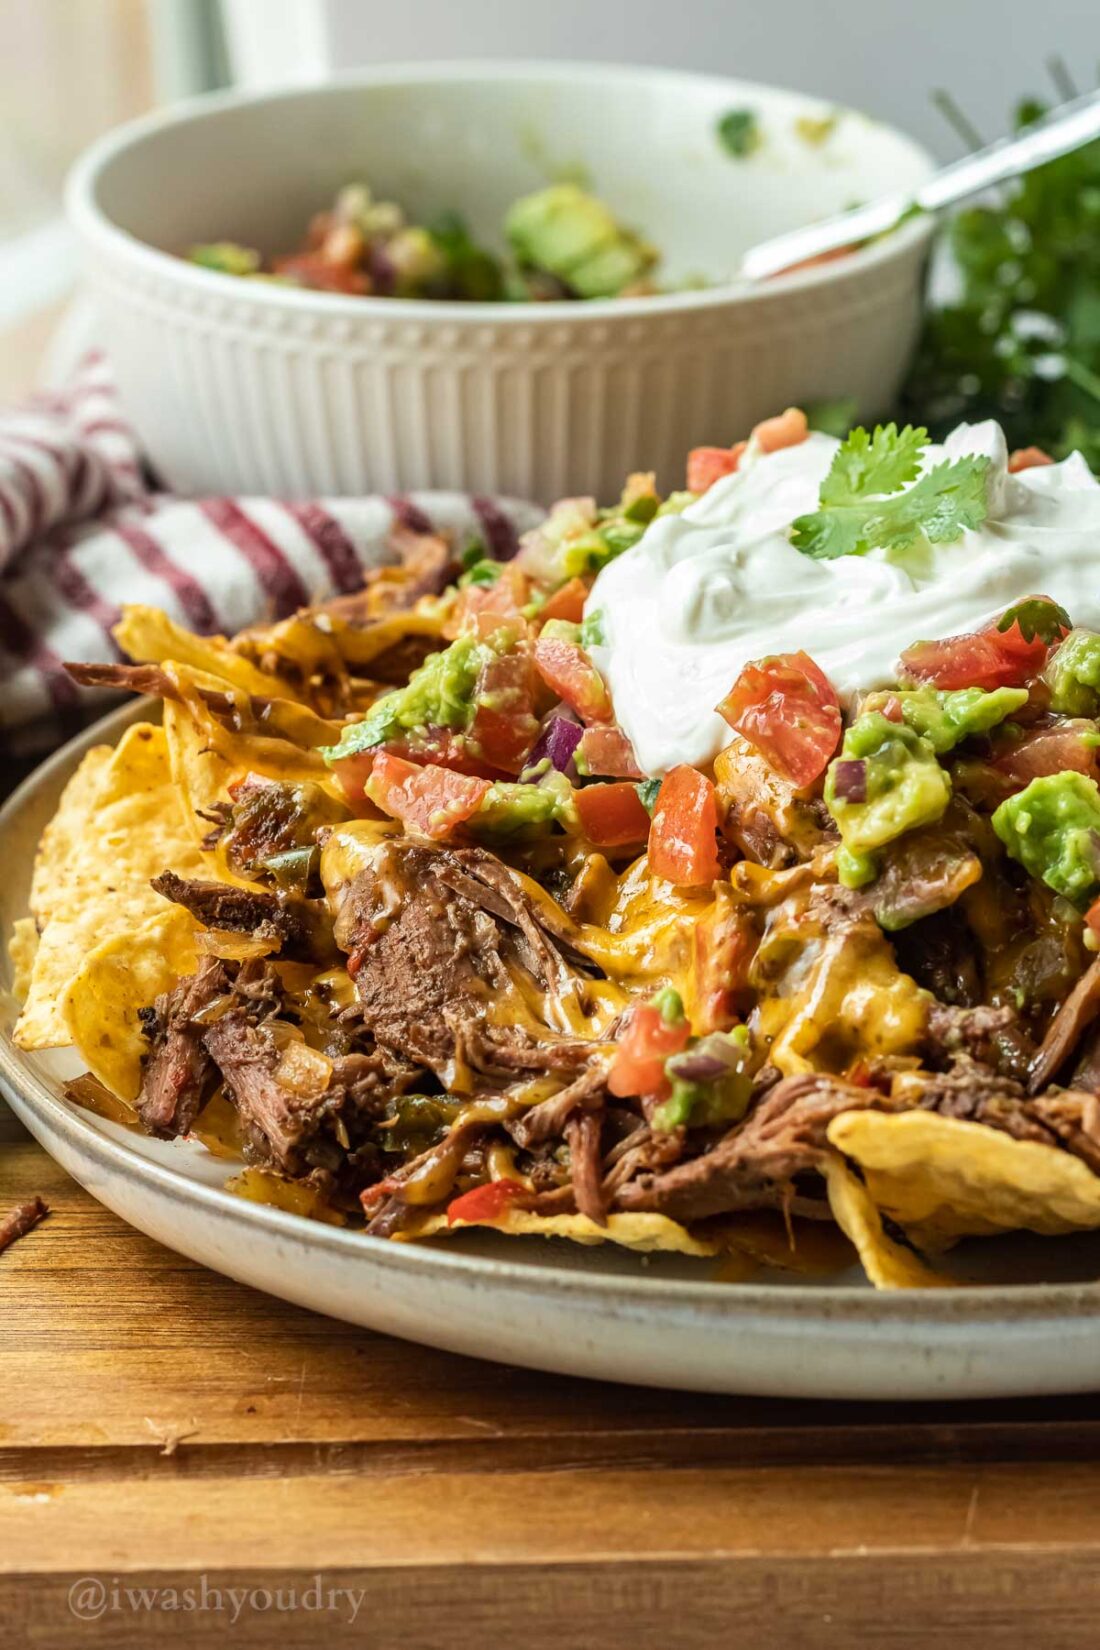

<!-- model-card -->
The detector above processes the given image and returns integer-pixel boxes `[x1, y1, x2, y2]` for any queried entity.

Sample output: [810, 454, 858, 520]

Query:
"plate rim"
[6, 699, 1100, 1326]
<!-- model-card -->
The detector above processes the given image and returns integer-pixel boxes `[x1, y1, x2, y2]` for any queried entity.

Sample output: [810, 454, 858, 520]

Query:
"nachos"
[14, 411, 1100, 1288]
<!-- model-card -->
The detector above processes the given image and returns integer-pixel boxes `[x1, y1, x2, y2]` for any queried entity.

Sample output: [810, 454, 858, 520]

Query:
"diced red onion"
[368, 245, 396, 295]
[666, 1052, 731, 1083]
[832, 759, 867, 803]
[666, 1034, 747, 1085]
[522, 712, 582, 779]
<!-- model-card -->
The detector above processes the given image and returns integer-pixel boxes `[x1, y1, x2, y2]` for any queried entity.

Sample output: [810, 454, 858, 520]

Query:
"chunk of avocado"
[471, 773, 577, 838]
[887, 685, 1029, 754]
[825, 713, 951, 856]
[992, 770, 1100, 907]
[323, 632, 492, 761]
[188, 242, 261, 276]
[504, 184, 656, 299]
[1044, 629, 1100, 717]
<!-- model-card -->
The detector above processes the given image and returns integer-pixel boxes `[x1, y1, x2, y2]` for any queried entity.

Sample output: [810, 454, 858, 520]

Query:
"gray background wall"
[317, 0, 1098, 160]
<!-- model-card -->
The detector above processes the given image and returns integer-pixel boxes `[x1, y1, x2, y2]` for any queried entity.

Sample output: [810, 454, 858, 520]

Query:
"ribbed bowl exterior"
[82, 234, 928, 505]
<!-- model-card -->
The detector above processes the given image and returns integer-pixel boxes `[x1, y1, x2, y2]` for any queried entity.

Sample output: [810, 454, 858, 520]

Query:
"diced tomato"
[365, 752, 490, 840]
[468, 650, 540, 775]
[575, 782, 651, 847]
[878, 693, 904, 723]
[717, 651, 841, 787]
[649, 766, 722, 887]
[272, 252, 369, 294]
[576, 725, 644, 779]
[538, 577, 589, 625]
[332, 733, 503, 808]
[751, 406, 809, 453]
[446, 565, 530, 638]
[900, 631, 1019, 691]
[687, 443, 746, 494]
[608, 1001, 691, 1101]
[534, 634, 612, 723]
[447, 1179, 528, 1226]
[901, 597, 1070, 691]
[993, 720, 1100, 786]
[1087, 895, 1100, 942]
[1008, 446, 1054, 474]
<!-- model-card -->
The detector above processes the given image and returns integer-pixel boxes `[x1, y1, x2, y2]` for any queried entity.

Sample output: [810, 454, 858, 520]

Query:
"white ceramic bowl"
[67, 61, 935, 504]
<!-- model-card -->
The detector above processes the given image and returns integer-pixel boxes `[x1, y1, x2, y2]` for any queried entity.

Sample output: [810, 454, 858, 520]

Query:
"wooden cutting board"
[5, 1105, 1100, 1649]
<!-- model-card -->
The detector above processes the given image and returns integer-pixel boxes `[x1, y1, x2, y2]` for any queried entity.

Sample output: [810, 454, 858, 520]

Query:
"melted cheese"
[751, 893, 928, 1075]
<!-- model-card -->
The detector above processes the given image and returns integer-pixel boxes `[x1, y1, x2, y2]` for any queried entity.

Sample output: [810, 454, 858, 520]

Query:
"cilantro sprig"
[995, 596, 1071, 645]
[790, 422, 991, 561]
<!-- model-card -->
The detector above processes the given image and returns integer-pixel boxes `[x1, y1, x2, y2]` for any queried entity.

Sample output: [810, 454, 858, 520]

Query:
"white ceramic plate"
[5, 704, 1100, 1400]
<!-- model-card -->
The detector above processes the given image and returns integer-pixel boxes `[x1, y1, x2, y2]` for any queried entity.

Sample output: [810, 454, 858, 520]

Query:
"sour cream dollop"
[587, 422, 1100, 775]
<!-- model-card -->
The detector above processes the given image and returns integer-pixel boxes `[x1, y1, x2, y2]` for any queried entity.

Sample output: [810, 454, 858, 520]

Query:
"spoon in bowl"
[740, 87, 1100, 282]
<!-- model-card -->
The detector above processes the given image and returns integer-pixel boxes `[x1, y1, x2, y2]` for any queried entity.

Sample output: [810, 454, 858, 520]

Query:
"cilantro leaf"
[636, 777, 662, 815]
[791, 423, 991, 561]
[996, 595, 1072, 645]
[717, 109, 761, 158]
[818, 423, 927, 506]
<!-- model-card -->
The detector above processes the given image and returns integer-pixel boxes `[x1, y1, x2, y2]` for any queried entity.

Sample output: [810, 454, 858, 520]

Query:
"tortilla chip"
[163, 696, 343, 842]
[828, 1109, 1100, 1247]
[60, 906, 198, 1100]
[14, 723, 206, 1050]
[399, 1206, 722, 1256]
[823, 1155, 950, 1289]
[114, 605, 285, 698]
[27, 745, 113, 926]
[8, 917, 39, 1000]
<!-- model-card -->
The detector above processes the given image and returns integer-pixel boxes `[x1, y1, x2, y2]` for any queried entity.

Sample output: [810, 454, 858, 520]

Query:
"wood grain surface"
[5, 1124, 1100, 1648]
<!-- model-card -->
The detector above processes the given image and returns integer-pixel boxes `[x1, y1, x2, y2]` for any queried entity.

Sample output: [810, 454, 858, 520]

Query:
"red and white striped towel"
[0, 355, 540, 760]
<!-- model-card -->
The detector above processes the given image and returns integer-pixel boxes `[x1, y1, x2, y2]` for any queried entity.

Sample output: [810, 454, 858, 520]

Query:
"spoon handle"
[741, 88, 1100, 281]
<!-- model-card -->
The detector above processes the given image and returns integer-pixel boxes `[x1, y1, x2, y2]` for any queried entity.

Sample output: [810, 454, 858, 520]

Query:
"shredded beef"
[152, 870, 308, 950]
[566, 1110, 607, 1225]
[218, 776, 343, 879]
[926, 1002, 1034, 1080]
[891, 1061, 1100, 1172]
[1073, 1026, 1100, 1095]
[0, 1197, 48, 1255]
[1028, 957, 1100, 1094]
[66, 661, 247, 721]
[362, 1121, 487, 1236]
[614, 1072, 876, 1223]
[136, 958, 230, 1136]
[508, 1063, 609, 1148]
[334, 840, 597, 1080]
[202, 1012, 311, 1169]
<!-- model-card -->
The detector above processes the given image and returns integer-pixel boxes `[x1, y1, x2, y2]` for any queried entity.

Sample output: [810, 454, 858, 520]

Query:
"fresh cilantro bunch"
[899, 97, 1100, 467]
[791, 423, 990, 560]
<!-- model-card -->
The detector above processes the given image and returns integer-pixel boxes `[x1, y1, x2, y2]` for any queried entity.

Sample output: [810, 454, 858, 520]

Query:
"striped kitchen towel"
[0, 355, 540, 762]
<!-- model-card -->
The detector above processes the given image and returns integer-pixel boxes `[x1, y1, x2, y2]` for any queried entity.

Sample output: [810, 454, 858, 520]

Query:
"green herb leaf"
[996, 595, 1072, 645]
[717, 108, 761, 158]
[791, 424, 991, 561]
[579, 609, 606, 648]
[458, 559, 503, 588]
[636, 776, 662, 815]
[819, 423, 927, 506]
